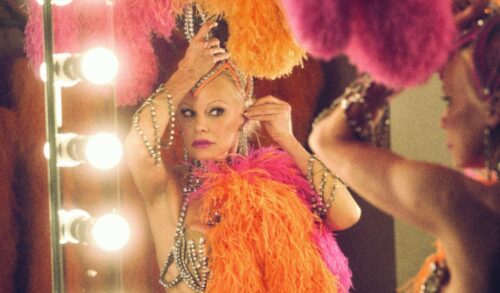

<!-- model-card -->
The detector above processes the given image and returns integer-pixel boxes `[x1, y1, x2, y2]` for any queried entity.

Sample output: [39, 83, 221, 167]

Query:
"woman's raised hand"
[245, 96, 294, 146]
[177, 21, 230, 84]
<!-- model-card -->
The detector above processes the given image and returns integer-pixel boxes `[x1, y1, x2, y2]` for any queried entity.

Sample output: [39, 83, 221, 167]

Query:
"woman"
[309, 7, 500, 293]
[126, 21, 360, 293]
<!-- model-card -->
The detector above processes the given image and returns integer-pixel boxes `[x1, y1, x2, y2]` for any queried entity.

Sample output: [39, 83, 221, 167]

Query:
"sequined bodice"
[159, 197, 210, 292]
[158, 168, 211, 292]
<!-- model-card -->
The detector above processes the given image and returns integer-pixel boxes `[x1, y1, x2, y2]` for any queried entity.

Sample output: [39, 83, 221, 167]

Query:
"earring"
[183, 147, 189, 162]
[484, 126, 494, 180]
[237, 128, 249, 156]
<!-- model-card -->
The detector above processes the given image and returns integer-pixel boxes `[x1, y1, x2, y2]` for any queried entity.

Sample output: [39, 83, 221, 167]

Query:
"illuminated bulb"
[85, 133, 123, 170]
[81, 47, 119, 84]
[44, 133, 122, 169]
[91, 213, 130, 251]
[59, 209, 130, 251]
[36, 0, 73, 6]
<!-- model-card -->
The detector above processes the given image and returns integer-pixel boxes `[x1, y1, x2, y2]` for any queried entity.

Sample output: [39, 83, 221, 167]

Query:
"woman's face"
[440, 49, 490, 168]
[178, 73, 245, 161]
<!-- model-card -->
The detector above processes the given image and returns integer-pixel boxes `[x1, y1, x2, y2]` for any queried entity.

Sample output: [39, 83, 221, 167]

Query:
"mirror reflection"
[0, 0, 498, 292]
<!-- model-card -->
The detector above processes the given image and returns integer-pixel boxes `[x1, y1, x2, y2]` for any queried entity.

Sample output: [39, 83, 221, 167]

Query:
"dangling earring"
[237, 127, 249, 156]
[484, 126, 493, 180]
[183, 147, 189, 163]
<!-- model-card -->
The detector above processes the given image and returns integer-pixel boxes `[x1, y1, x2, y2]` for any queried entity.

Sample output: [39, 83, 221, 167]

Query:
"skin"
[309, 46, 500, 292]
[126, 22, 361, 292]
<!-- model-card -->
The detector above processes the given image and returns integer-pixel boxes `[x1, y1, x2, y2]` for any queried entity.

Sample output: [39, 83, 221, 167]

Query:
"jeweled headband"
[191, 61, 254, 102]
[176, 3, 253, 101]
[453, 6, 499, 101]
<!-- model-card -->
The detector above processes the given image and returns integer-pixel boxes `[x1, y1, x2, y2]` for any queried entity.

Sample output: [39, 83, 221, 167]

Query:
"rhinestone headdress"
[177, 3, 254, 101]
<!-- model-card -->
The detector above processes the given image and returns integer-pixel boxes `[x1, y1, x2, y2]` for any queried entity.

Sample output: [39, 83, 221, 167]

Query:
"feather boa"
[190, 147, 352, 292]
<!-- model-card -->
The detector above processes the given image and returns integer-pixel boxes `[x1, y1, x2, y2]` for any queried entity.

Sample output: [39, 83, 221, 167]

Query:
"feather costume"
[190, 147, 352, 292]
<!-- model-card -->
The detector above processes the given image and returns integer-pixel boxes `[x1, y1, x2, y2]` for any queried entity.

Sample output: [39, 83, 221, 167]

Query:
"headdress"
[279, 0, 457, 88]
[191, 61, 254, 102]
[173, 0, 306, 79]
[454, 5, 500, 101]
[176, 3, 254, 101]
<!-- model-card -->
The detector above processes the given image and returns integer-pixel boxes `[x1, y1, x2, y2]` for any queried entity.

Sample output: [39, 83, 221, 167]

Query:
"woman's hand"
[244, 95, 294, 146]
[177, 21, 230, 84]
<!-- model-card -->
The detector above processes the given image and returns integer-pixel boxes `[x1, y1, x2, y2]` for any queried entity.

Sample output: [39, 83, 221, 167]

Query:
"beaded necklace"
[420, 259, 449, 293]
[159, 168, 210, 292]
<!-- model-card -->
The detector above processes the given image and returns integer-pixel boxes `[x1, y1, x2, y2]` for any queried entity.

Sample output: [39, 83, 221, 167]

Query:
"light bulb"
[91, 213, 130, 251]
[81, 47, 119, 84]
[84, 133, 123, 170]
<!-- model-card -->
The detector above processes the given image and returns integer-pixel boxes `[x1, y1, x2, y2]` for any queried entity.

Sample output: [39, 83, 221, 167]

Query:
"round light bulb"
[81, 47, 119, 84]
[84, 133, 123, 169]
[91, 213, 130, 251]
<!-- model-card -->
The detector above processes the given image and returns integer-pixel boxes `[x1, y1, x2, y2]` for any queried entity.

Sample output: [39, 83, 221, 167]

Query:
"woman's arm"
[308, 79, 465, 234]
[245, 96, 361, 231]
[126, 22, 229, 203]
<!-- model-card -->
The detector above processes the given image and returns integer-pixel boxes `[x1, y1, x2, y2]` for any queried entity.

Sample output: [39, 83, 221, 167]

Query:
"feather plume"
[190, 147, 352, 292]
[279, 0, 351, 60]
[345, 0, 456, 88]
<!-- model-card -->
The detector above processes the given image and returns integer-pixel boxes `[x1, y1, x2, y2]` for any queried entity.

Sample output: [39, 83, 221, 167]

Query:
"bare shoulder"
[390, 160, 479, 233]
[463, 180, 500, 217]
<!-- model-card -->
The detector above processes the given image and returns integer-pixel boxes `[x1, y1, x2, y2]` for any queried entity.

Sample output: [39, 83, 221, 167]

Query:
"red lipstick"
[192, 139, 213, 148]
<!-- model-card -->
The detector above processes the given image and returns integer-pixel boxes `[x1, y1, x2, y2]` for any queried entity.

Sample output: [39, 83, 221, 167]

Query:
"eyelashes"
[179, 107, 225, 118]
[209, 107, 225, 116]
[180, 109, 195, 118]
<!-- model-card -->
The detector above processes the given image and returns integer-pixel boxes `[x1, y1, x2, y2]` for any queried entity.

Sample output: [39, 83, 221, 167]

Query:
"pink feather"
[25, 0, 79, 76]
[24, 0, 175, 106]
[345, 0, 457, 88]
[280, 0, 351, 60]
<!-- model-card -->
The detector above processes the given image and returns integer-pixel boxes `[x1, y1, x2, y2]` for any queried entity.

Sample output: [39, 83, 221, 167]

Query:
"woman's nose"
[194, 116, 209, 133]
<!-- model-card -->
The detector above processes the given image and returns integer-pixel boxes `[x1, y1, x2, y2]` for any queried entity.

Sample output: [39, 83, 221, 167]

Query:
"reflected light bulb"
[85, 133, 123, 169]
[81, 47, 119, 84]
[91, 213, 130, 251]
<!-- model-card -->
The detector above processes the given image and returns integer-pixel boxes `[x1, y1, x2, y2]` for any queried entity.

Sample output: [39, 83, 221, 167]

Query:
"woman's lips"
[192, 139, 213, 148]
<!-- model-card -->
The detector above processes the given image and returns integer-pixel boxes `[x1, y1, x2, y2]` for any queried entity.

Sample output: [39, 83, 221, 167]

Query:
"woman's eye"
[180, 109, 195, 118]
[209, 108, 225, 116]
